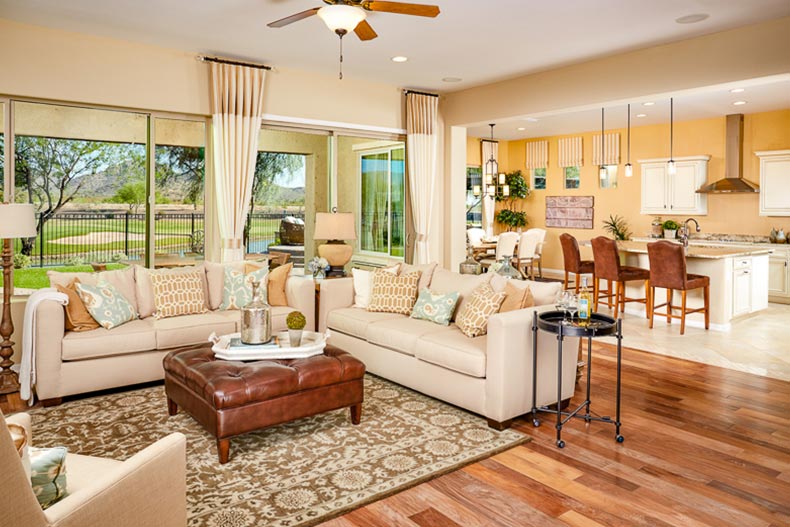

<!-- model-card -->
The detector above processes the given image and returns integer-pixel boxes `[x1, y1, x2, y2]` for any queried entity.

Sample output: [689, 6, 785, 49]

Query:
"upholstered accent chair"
[559, 233, 595, 292]
[514, 231, 541, 279]
[479, 231, 519, 269]
[1, 411, 187, 527]
[525, 228, 547, 277]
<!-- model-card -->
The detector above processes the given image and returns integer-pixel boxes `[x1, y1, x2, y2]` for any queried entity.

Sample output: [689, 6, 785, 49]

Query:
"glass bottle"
[495, 255, 522, 280]
[459, 244, 482, 275]
[241, 281, 271, 345]
[578, 276, 592, 323]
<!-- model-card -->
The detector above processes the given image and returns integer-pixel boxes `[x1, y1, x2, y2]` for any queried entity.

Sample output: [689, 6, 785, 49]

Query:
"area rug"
[29, 375, 527, 527]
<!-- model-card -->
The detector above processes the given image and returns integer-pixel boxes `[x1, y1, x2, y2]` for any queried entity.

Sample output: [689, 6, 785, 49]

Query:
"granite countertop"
[615, 241, 772, 259]
[635, 233, 788, 246]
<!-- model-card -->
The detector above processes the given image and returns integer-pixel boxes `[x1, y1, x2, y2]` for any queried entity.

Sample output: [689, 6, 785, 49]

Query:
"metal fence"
[14, 210, 303, 267]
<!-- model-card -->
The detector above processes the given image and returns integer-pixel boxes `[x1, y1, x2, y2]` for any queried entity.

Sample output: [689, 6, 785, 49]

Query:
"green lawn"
[3, 264, 128, 290]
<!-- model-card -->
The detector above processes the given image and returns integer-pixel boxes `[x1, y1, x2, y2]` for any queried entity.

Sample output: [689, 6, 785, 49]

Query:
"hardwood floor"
[320, 343, 790, 527]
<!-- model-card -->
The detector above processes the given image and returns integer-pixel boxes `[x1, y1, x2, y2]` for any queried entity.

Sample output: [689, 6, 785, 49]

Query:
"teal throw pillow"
[220, 266, 269, 310]
[30, 446, 67, 509]
[76, 281, 137, 330]
[410, 288, 460, 326]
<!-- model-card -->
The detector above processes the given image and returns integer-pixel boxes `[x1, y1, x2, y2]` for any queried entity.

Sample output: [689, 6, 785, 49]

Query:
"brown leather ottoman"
[163, 343, 365, 463]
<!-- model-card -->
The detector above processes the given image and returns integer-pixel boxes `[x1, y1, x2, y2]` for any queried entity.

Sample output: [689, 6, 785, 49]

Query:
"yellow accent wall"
[501, 108, 790, 272]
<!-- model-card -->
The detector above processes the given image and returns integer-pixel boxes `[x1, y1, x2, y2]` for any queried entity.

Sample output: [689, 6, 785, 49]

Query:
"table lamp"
[314, 211, 356, 277]
[0, 203, 37, 394]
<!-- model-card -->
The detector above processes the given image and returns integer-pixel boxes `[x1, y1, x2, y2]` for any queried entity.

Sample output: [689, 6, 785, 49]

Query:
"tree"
[111, 181, 147, 213]
[494, 170, 530, 230]
[155, 146, 205, 207]
[243, 152, 304, 244]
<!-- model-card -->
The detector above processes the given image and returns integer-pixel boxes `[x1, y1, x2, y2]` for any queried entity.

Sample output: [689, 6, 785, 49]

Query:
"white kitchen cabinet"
[751, 254, 769, 311]
[756, 150, 790, 216]
[768, 247, 790, 303]
[732, 267, 752, 317]
[639, 156, 710, 215]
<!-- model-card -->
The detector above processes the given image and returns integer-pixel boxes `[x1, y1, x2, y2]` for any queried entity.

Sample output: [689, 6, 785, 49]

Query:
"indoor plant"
[662, 219, 680, 239]
[286, 310, 307, 347]
[602, 214, 632, 241]
[306, 256, 330, 280]
[494, 170, 530, 231]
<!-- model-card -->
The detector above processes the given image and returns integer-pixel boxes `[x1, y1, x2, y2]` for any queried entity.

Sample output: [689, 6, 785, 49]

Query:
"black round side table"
[530, 310, 624, 448]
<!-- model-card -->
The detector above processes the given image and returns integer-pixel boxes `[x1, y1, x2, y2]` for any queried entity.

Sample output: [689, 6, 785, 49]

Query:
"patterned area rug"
[30, 375, 527, 527]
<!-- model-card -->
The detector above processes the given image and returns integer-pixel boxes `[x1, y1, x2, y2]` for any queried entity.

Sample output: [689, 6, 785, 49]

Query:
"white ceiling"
[466, 75, 790, 140]
[1, 0, 789, 91]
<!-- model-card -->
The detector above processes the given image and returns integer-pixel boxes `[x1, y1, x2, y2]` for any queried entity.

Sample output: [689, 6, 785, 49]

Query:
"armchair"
[1, 411, 187, 527]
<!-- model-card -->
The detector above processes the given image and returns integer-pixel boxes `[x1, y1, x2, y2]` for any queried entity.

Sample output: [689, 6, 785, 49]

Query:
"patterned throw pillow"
[30, 446, 67, 509]
[367, 270, 421, 315]
[410, 288, 460, 326]
[456, 283, 507, 338]
[76, 281, 138, 330]
[149, 269, 208, 320]
[220, 266, 269, 310]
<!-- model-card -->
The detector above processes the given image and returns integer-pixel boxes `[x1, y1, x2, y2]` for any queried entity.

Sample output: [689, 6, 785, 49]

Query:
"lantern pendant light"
[483, 124, 509, 198]
[625, 103, 633, 177]
[599, 108, 607, 180]
[667, 97, 677, 175]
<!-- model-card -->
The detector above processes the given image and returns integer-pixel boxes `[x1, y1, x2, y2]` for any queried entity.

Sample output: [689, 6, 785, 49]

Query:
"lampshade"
[317, 5, 366, 33]
[314, 212, 357, 241]
[0, 203, 37, 238]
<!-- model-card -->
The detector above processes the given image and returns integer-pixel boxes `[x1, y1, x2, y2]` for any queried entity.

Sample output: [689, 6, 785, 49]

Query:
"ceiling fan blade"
[363, 1, 440, 17]
[267, 8, 320, 28]
[354, 20, 378, 41]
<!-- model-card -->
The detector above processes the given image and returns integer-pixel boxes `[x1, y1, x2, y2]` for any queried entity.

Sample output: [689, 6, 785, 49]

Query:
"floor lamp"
[0, 203, 37, 394]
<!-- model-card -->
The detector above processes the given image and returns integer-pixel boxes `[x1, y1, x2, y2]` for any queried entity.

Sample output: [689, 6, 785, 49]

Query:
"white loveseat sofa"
[31, 263, 315, 405]
[317, 268, 579, 429]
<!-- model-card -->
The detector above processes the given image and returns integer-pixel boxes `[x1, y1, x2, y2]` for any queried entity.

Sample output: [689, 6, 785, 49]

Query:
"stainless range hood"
[697, 114, 759, 194]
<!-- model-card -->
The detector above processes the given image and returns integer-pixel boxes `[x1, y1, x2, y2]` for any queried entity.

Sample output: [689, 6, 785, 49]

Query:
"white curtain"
[481, 139, 498, 238]
[210, 62, 266, 262]
[406, 93, 439, 264]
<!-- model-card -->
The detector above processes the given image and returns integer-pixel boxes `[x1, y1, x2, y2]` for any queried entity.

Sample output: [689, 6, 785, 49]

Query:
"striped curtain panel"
[210, 62, 266, 262]
[406, 92, 439, 264]
[525, 140, 548, 169]
[558, 137, 583, 167]
[592, 133, 621, 165]
[480, 139, 498, 238]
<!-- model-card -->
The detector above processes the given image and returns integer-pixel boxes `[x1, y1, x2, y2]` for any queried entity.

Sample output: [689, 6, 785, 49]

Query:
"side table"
[531, 310, 624, 448]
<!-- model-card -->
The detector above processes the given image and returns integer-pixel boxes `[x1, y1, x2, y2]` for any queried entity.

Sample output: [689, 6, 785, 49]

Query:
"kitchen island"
[582, 240, 771, 331]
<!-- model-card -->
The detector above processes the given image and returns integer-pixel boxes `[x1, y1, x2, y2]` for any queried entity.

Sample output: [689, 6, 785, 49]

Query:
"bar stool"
[559, 233, 595, 293]
[591, 236, 650, 318]
[647, 240, 710, 335]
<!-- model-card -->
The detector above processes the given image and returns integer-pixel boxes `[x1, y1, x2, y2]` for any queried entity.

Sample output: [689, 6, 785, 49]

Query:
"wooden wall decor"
[545, 196, 594, 229]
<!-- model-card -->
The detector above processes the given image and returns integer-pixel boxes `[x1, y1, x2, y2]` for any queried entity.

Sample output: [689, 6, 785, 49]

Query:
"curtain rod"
[197, 55, 271, 71]
[403, 89, 439, 98]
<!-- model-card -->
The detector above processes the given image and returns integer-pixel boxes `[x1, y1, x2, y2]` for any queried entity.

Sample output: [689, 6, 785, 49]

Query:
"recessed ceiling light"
[636, 113, 647, 118]
[517, 127, 526, 131]
[675, 13, 709, 24]
[642, 102, 655, 106]
[733, 100, 748, 106]
[730, 88, 745, 93]
[391, 56, 408, 63]
[524, 117, 539, 122]
[442, 77, 462, 83]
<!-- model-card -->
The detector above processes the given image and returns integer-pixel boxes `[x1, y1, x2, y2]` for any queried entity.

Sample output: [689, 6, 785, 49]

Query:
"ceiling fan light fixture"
[317, 4, 366, 33]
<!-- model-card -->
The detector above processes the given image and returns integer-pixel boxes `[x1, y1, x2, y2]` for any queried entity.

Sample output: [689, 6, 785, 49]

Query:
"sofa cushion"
[327, 307, 403, 339]
[368, 270, 420, 315]
[135, 265, 210, 319]
[367, 317, 449, 356]
[456, 283, 506, 338]
[267, 263, 293, 307]
[151, 269, 208, 320]
[75, 281, 138, 330]
[204, 261, 266, 310]
[65, 453, 121, 496]
[155, 312, 237, 350]
[352, 266, 398, 308]
[490, 275, 562, 306]
[499, 280, 535, 312]
[414, 327, 487, 378]
[410, 288, 459, 326]
[400, 261, 438, 291]
[49, 267, 138, 314]
[429, 269, 493, 320]
[56, 280, 100, 332]
[30, 446, 67, 509]
[220, 266, 269, 311]
[62, 319, 157, 361]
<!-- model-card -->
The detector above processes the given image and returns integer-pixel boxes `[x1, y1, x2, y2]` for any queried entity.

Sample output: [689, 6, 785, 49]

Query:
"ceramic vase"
[288, 329, 303, 347]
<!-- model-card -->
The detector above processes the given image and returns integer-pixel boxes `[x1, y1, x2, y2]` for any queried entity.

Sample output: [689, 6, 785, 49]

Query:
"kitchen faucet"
[679, 218, 701, 248]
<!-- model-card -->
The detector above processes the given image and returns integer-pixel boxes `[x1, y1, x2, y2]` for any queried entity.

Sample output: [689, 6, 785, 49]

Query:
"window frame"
[564, 166, 581, 189]
[466, 165, 483, 228]
[530, 167, 547, 190]
[599, 164, 618, 189]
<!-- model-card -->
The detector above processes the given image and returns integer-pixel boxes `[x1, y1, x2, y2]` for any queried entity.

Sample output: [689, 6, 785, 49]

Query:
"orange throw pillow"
[267, 262, 293, 306]
[56, 279, 100, 332]
[499, 282, 535, 313]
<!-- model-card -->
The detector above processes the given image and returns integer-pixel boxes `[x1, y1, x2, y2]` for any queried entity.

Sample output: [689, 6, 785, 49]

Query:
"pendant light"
[625, 103, 633, 177]
[667, 97, 676, 175]
[483, 124, 509, 198]
[317, 4, 366, 79]
[599, 108, 607, 180]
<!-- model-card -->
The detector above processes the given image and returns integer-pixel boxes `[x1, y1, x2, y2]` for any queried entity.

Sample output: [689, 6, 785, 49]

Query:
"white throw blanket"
[19, 288, 68, 404]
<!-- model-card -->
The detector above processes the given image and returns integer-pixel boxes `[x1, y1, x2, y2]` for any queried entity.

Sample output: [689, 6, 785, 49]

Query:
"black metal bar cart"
[531, 310, 624, 448]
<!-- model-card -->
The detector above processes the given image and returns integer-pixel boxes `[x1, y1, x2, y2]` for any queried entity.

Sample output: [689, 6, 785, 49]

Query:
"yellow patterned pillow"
[367, 270, 421, 315]
[456, 283, 507, 338]
[150, 269, 208, 320]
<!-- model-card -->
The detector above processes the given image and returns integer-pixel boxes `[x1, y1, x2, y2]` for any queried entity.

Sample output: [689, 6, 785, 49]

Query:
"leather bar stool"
[559, 233, 595, 293]
[647, 240, 710, 335]
[591, 236, 650, 318]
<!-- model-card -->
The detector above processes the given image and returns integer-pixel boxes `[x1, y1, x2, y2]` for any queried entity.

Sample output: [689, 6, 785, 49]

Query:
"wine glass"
[555, 293, 569, 321]
[566, 293, 579, 324]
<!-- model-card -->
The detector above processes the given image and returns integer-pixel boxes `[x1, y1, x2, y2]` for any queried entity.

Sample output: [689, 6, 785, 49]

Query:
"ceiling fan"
[268, 1, 441, 42]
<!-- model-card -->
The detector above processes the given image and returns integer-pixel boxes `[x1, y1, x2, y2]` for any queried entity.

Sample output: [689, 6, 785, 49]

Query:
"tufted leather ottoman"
[163, 343, 365, 463]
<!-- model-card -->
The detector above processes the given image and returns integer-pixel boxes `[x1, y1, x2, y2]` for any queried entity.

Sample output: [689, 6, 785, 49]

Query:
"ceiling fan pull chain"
[339, 33, 344, 80]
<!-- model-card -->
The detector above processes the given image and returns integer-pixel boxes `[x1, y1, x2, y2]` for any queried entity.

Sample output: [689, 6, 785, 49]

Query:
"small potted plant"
[662, 219, 680, 239]
[286, 311, 307, 347]
[306, 256, 330, 280]
[601, 214, 632, 241]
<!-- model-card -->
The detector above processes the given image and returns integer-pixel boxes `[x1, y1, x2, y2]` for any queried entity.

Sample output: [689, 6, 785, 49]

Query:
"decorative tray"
[209, 330, 329, 361]
[536, 310, 617, 338]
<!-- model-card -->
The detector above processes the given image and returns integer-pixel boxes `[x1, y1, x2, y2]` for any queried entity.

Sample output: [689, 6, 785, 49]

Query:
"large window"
[466, 165, 482, 227]
[359, 145, 405, 257]
[564, 166, 581, 189]
[531, 167, 547, 190]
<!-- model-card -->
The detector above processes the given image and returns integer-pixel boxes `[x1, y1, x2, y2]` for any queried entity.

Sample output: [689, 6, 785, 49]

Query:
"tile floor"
[597, 302, 790, 382]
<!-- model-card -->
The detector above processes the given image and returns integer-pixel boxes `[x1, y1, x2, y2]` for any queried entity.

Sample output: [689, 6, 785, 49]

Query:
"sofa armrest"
[5, 412, 32, 441]
[317, 277, 354, 332]
[45, 432, 187, 527]
[485, 305, 579, 423]
[33, 300, 66, 402]
[285, 276, 316, 332]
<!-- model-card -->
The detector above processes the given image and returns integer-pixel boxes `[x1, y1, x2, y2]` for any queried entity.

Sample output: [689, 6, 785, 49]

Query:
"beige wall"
[500, 108, 790, 272]
[0, 17, 404, 130]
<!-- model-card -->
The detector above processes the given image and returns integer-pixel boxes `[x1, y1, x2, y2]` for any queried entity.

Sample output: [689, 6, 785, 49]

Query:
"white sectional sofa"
[317, 268, 579, 429]
[31, 263, 315, 405]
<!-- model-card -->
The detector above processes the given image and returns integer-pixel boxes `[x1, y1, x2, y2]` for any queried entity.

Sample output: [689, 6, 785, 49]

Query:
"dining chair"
[559, 233, 594, 292]
[515, 231, 541, 279]
[479, 231, 519, 269]
[526, 228, 547, 277]
[466, 227, 486, 248]
[267, 251, 291, 269]
[591, 236, 650, 318]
